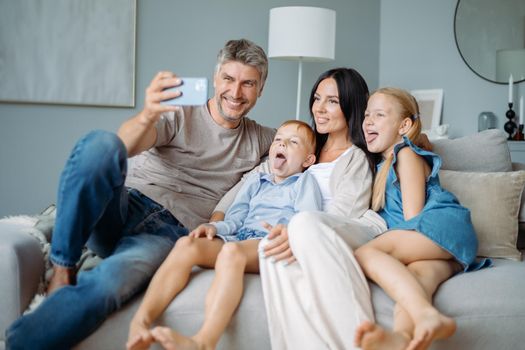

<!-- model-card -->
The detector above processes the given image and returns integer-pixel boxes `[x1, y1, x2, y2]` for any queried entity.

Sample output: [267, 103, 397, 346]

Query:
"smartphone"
[161, 77, 208, 106]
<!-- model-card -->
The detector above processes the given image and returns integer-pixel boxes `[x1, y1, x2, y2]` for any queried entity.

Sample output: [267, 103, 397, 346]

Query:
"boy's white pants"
[259, 211, 385, 350]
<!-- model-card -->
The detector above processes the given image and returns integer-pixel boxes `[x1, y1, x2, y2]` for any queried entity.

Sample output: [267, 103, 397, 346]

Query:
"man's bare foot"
[355, 321, 410, 350]
[46, 265, 77, 295]
[150, 327, 212, 350]
[408, 309, 456, 350]
[126, 320, 153, 350]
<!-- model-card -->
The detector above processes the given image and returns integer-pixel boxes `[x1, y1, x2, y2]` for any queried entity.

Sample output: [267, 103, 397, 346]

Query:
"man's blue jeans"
[6, 130, 189, 350]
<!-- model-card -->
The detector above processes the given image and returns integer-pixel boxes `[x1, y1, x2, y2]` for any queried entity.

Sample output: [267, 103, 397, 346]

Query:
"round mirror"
[454, 0, 525, 84]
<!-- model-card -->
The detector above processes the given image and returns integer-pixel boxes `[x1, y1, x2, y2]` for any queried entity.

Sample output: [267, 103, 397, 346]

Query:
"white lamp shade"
[268, 6, 336, 62]
[496, 48, 525, 81]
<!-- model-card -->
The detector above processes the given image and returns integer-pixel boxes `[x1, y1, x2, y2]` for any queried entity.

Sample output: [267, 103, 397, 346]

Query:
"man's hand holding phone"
[161, 77, 208, 106]
[141, 71, 182, 125]
[139, 73, 209, 128]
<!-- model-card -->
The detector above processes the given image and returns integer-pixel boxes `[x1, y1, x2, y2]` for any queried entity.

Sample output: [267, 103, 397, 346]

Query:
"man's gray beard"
[216, 98, 248, 123]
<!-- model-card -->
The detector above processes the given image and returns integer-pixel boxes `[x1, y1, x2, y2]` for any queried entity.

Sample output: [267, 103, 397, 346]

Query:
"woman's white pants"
[259, 211, 385, 350]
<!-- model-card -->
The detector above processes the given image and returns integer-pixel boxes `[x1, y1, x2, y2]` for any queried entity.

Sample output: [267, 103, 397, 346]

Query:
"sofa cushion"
[439, 169, 525, 260]
[433, 129, 525, 250]
[75, 269, 270, 350]
[432, 129, 512, 172]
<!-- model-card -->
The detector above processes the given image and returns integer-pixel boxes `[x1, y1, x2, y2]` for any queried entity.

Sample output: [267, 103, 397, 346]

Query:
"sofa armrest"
[0, 223, 44, 339]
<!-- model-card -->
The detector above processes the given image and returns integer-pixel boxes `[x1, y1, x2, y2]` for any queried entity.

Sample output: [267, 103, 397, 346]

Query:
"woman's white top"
[307, 147, 352, 210]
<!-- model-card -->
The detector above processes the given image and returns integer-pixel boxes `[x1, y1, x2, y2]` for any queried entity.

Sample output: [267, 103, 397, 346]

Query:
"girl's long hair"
[371, 87, 422, 211]
[308, 68, 381, 173]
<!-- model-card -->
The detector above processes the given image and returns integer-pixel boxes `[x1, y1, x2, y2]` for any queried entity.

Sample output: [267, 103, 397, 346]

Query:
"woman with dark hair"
[310, 68, 381, 170]
[212, 67, 387, 349]
[257, 67, 387, 349]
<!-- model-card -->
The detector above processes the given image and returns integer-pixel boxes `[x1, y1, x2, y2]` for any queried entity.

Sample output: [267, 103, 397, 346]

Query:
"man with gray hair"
[6, 39, 275, 350]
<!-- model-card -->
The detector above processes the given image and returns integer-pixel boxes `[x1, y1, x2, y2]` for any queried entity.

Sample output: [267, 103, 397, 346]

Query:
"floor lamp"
[268, 6, 336, 120]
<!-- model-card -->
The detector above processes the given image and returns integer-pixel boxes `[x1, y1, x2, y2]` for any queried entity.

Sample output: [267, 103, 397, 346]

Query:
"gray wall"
[0, 0, 380, 217]
[5, 0, 521, 218]
[379, 0, 525, 138]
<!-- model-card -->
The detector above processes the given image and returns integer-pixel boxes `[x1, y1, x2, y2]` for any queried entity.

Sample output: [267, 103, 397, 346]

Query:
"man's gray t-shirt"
[125, 104, 275, 230]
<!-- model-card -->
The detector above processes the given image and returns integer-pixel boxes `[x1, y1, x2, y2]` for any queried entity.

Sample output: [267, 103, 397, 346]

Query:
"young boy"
[127, 120, 322, 350]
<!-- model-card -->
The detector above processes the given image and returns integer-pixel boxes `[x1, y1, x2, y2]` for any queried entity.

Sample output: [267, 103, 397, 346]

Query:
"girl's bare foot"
[355, 321, 410, 350]
[408, 309, 456, 350]
[46, 265, 76, 295]
[151, 327, 212, 350]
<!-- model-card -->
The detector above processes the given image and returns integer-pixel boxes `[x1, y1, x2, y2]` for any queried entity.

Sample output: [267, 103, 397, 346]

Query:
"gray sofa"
[1, 129, 525, 350]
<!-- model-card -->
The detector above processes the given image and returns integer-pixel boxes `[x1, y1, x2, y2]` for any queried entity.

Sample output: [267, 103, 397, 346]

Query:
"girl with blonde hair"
[354, 87, 490, 350]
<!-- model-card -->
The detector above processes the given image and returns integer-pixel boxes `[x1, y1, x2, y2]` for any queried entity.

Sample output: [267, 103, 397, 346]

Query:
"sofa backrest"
[432, 129, 512, 172]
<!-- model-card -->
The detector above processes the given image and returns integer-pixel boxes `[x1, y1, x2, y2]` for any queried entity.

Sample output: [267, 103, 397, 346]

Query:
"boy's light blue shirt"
[212, 171, 322, 237]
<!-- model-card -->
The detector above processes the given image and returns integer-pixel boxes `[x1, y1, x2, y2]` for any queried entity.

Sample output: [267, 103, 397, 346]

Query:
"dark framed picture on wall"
[0, 0, 136, 107]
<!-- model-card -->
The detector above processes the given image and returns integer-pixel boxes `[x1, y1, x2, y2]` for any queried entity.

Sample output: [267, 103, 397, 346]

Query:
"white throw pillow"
[439, 170, 525, 260]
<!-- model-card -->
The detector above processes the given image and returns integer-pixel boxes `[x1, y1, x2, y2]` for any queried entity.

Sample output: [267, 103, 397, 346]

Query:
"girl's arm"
[396, 147, 430, 220]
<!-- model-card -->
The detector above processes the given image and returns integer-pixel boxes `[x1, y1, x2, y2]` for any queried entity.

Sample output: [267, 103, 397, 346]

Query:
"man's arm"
[118, 71, 182, 157]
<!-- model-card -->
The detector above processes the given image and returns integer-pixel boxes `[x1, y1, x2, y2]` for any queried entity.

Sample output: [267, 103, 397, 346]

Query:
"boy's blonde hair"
[278, 120, 317, 154]
[371, 87, 422, 211]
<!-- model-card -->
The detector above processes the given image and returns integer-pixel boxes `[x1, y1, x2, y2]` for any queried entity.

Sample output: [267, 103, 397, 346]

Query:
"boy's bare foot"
[127, 334, 153, 350]
[408, 310, 456, 350]
[46, 265, 77, 295]
[127, 320, 153, 350]
[355, 321, 410, 350]
[151, 327, 212, 350]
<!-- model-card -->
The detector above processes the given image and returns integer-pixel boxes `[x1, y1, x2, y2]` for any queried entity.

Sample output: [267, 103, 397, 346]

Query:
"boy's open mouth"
[273, 151, 287, 169]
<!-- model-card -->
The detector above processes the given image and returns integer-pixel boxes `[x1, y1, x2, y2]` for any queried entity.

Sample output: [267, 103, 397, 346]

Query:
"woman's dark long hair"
[308, 68, 381, 173]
